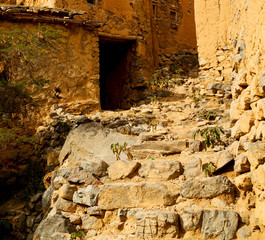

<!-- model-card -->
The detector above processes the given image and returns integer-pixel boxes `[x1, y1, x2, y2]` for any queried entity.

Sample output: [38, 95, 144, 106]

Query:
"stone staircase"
[17, 76, 260, 239]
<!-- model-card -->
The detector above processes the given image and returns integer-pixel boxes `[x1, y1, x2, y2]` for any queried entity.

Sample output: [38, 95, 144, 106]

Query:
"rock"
[139, 131, 167, 143]
[235, 172, 252, 191]
[98, 183, 178, 210]
[237, 225, 251, 239]
[207, 82, 223, 92]
[180, 176, 235, 199]
[26, 216, 36, 228]
[251, 99, 265, 121]
[258, 71, 265, 94]
[232, 54, 242, 71]
[53, 176, 65, 190]
[179, 205, 203, 231]
[234, 153, 250, 175]
[33, 214, 75, 240]
[59, 167, 102, 186]
[108, 160, 140, 180]
[231, 111, 254, 138]
[69, 215, 81, 225]
[251, 164, 265, 191]
[87, 206, 105, 217]
[138, 160, 183, 180]
[54, 198, 77, 213]
[80, 160, 109, 178]
[30, 193, 43, 203]
[50, 233, 71, 240]
[184, 157, 202, 179]
[189, 140, 202, 153]
[47, 149, 60, 167]
[131, 125, 149, 135]
[131, 140, 187, 158]
[58, 184, 77, 201]
[73, 185, 99, 206]
[42, 185, 54, 214]
[230, 99, 244, 122]
[201, 210, 238, 240]
[218, 55, 226, 63]
[255, 121, 265, 140]
[135, 211, 179, 238]
[59, 122, 137, 165]
[244, 141, 265, 168]
[81, 215, 104, 230]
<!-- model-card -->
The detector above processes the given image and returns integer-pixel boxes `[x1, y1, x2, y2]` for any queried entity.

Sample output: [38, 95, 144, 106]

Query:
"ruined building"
[0, 0, 197, 113]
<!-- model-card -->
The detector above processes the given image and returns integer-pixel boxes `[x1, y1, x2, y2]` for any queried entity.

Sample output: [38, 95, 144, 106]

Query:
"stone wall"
[194, 0, 265, 230]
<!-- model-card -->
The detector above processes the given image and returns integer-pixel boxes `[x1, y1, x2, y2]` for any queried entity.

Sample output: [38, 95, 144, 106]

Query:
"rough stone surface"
[179, 205, 203, 231]
[138, 160, 183, 180]
[98, 183, 178, 210]
[180, 176, 235, 199]
[235, 172, 252, 191]
[33, 214, 75, 240]
[108, 160, 140, 180]
[131, 140, 187, 157]
[81, 215, 104, 230]
[231, 111, 254, 138]
[58, 167, 102, 186]
[59, 123, 137, 165]
[135, 211, 179, 238]
[42, 185, 54, 214]
[54, 198, 77, 213]
[201, 210, 239, 240]
[244, 141, 265, 168]
[234, 153, 250, 175]
[184, 157, 202, 179]
[73, 185, 99, 206]
[58, 184, 77, 201]
[80, 160, 109, 178]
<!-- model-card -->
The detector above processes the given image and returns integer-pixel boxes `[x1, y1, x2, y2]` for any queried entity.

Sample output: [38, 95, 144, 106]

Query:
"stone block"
[58, 184, 77, 201]
[73, 185, 99, 206]
[234, 153, 250, 175]
[54, 198, 77, 213]
[108, 160, 140, 180]
[81, 215, 104, 230]
[179, 205, 203, 231]
[231, 111, 254, 138]
[138, 160, 183, 180]
[244, 141, 265, 168]
[184, 157, 202, 179]
[201, 210, 238, 240]
[135, 211, 179, 238]
[180, 176, 235, 199]
[98, 183, 178, 210]
[80, 160, 109, 178]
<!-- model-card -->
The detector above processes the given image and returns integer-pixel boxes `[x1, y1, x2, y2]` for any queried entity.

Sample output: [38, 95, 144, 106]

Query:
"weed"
[202, 162, 216, 177]
[110, 142, 133, 161]
[198, 110, 217, 121]
[71, 230, 86, 240]
[192, 126, 224, 148]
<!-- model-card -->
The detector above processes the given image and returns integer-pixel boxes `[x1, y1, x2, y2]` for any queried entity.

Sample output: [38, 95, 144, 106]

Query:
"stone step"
[98, 182, 179, 210]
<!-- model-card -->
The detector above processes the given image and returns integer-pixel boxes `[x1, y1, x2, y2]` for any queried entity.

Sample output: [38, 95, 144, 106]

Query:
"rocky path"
[10, 75, 261, 240]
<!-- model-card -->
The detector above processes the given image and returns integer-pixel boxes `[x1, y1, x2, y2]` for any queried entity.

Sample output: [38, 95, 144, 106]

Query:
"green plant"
[110, 142, 133, 161]
[192, 126, 224, 148]
[198, 110, 217, 121]
[71, 230, 86, 240]
[148, 120, 159, 132]
[202, 162, 216, 177]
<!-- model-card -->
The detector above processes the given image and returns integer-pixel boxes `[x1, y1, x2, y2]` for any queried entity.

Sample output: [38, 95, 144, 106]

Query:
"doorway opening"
[99, 37, 136, 110]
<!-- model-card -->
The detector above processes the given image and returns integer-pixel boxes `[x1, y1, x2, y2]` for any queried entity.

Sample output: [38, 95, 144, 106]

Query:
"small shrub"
[71, 230, 86, 240]
[192, 126, 224, 148]
[110, 142, 133, 161]
[202, 162, 216, 177]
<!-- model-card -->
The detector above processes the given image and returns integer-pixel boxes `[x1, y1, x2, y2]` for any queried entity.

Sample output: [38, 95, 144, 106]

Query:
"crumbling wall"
[195, 0, 265, 230]
[0, 20, 100, 120]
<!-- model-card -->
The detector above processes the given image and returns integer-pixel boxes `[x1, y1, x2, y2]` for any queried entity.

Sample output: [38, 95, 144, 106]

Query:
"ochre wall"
[195, 0, 265, 229]
[0, 21, 100, 120]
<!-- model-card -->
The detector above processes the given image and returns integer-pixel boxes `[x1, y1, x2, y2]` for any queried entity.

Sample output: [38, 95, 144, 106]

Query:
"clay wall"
[0, 20, 100, 120]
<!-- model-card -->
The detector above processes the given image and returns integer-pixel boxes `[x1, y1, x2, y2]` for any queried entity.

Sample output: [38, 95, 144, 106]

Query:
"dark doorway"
[99, 37, 135, 110]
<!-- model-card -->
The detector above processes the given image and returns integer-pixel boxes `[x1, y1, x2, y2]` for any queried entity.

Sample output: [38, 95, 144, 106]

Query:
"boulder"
[135, 211, 179, 238]
[180, 176, 235, 199]
[201, 210, 238, 240]
[33, 215, 75, 240]
[108, 160, 140, 180]
[59, 122, 137, 165]
[81, 215, 104, 230]
[138, 160, 183, 180]
[73, 185, 99, 206]
[98, 183, 178, 210]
